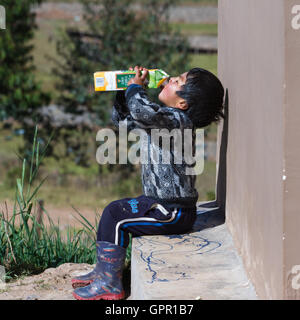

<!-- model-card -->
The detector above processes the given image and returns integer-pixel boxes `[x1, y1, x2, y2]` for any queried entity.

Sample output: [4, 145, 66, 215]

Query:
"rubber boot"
[72, 241, 126, 300]
[71, 241, 105, 289]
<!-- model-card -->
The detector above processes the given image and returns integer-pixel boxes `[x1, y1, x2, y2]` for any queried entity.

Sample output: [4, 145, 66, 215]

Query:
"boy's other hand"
[128, 66, 148, 87]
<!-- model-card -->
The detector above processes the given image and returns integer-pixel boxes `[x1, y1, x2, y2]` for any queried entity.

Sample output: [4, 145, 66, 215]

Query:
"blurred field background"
[0, 0, 221, 280]
[0, 0, 218, 228]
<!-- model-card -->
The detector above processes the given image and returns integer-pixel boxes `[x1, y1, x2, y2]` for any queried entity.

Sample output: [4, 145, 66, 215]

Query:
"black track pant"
[97, 195, 197, 248]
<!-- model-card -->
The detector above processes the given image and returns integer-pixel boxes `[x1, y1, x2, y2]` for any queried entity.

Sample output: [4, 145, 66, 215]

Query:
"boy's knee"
[101, 200, 119, 223]
[101, 204, 113, 220]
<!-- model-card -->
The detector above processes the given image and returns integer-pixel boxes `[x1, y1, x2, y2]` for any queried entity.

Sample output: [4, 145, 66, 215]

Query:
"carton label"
[116, 73, 135, 89]
[95, 77, 105, 88]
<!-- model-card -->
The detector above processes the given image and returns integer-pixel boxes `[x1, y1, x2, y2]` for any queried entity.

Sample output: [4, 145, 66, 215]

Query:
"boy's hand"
[128, 66, 148, 87]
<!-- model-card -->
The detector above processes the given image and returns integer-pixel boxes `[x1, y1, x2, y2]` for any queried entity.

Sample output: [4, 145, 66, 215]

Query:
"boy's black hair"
[176, 67, 225, 128]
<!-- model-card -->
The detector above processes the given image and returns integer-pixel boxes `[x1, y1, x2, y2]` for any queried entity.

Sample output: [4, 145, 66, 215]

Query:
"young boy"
[71, 66, 225, 300]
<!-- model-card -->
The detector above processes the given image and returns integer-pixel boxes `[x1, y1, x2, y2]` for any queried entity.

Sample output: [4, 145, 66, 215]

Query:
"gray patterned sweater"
[111, 84, 198, 209]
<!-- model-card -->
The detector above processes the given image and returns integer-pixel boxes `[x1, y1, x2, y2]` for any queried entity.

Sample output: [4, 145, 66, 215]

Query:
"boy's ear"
[176, 99, 188, 110]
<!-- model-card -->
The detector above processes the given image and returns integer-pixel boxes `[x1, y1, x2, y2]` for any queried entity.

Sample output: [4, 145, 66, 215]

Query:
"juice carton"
[94, 69, 169, 91]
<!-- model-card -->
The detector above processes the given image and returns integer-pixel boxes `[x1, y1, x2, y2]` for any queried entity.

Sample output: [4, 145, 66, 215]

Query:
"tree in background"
[52, 0, 190, 170]
[0, 0, 51, 158]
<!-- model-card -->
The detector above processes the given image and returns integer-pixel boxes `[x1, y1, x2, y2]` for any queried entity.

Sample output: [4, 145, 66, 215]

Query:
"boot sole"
[71, 279, 93, 289]
[72, 291, 125, 300]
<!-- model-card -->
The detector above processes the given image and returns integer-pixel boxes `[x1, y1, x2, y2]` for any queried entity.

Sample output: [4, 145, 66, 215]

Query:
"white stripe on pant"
[114, 206, 178, 245]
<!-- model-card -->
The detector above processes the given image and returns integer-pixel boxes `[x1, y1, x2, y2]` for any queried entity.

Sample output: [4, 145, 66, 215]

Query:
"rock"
[36, 105, 95, 129]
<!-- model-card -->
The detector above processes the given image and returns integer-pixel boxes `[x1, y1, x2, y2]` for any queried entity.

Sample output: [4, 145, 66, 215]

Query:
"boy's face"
[158, 72, 188, 110]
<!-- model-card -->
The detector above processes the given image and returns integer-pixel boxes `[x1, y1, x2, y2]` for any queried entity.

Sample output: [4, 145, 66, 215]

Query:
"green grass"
[189, 53, 218, 75]
[171, 23, 218, 36]
[31, 18, 85, 99]
[0, 126, 98, 279]
[195, 159, 216, 200]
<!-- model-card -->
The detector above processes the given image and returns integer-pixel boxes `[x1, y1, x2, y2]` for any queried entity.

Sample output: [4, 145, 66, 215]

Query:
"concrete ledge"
[130, 202, 258, 300]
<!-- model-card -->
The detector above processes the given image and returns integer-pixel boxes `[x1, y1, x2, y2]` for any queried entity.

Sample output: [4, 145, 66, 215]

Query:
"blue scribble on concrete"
[135, 232, 222, 284]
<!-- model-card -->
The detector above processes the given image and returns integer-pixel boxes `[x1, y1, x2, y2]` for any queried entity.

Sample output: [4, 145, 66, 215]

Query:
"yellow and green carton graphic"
[94, 69, 169, 91]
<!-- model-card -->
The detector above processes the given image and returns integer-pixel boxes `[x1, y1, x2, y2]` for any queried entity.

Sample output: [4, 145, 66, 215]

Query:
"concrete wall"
[283, 0, 300, 300]
[218, 0, 300, 299]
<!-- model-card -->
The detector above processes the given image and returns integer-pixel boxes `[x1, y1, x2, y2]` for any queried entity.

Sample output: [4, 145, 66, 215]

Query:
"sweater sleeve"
[111, 90, 138, 131]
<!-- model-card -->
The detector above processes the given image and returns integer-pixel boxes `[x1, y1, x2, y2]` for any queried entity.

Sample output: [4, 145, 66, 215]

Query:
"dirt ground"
[0, 263, 95, 300]
[0, 202, 132, 300]
[0, 262, 131, 300]
[37, 203, 102, 230]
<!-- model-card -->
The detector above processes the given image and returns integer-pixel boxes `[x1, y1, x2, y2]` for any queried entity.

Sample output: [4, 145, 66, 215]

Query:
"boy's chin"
[158, 90, 168, 105]
[158, 92, 164, 104]
[158, 90, 175, 108]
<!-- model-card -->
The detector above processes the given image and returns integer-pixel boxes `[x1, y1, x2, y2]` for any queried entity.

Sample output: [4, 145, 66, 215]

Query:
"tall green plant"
[0, 126, 96, 279]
